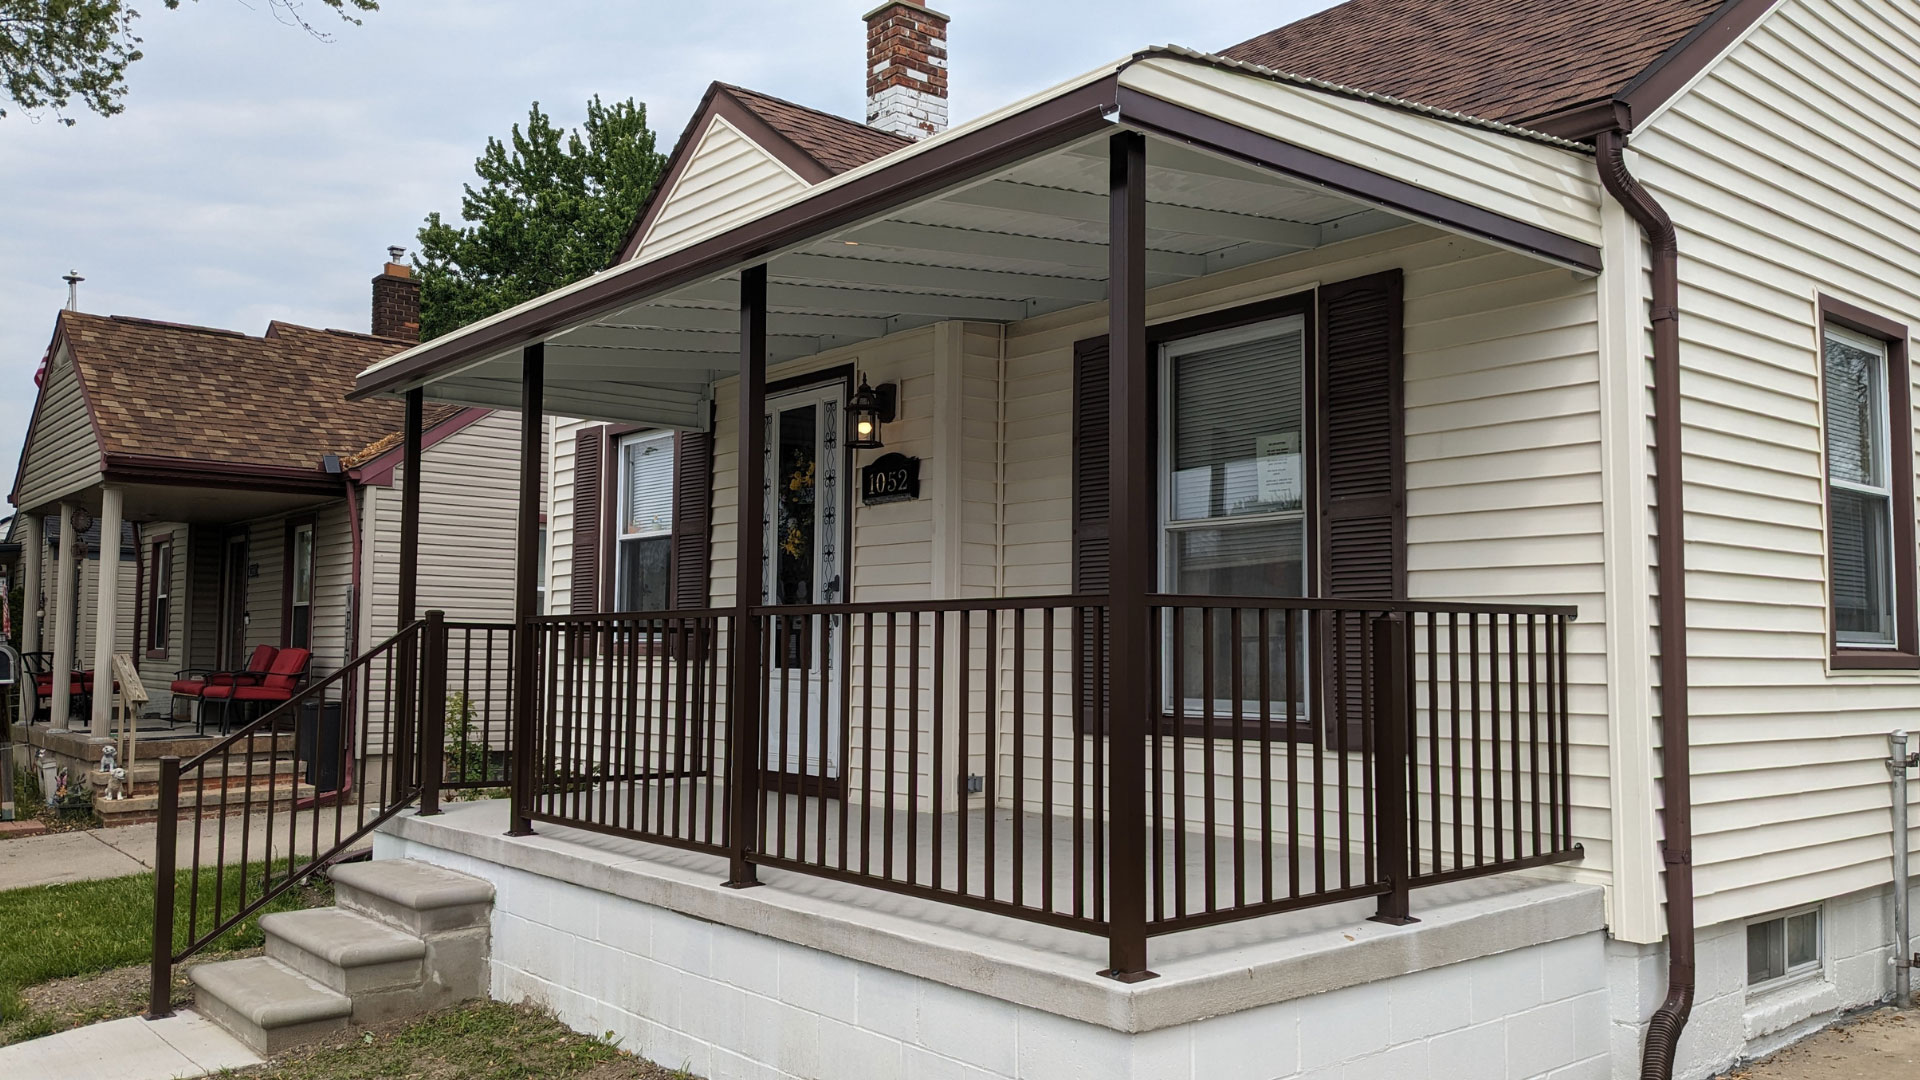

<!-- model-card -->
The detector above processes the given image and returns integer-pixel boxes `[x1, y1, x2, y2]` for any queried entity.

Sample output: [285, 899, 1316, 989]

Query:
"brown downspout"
[1596, 128, 1695, 1080]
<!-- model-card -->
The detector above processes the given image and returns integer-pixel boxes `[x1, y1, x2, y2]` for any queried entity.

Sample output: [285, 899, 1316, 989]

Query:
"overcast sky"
[0, 0, 1335, 496]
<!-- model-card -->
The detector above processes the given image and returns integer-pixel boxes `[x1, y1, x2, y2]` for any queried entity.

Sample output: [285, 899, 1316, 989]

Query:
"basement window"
[1747, 907, 1822, 990]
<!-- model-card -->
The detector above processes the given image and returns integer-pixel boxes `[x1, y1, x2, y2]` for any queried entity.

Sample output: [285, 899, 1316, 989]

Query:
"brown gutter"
[1596, 129, 1695, 1080]
[100, 454, 345, 497]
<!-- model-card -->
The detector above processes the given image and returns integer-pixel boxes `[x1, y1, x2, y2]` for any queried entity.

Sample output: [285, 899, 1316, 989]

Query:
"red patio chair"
[25, 653, 94, 726]
[207, 648, 312, 735]
[173, 646, 278, 732]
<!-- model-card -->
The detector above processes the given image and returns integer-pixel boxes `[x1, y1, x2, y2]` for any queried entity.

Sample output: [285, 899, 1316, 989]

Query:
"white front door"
[763, 382, 847, 780]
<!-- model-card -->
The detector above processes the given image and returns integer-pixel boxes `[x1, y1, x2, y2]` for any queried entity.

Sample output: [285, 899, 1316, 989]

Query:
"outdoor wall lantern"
[847, 375, 897, 451]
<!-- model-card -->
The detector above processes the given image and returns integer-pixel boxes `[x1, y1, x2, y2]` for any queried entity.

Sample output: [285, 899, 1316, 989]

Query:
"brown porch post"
[394, 387, 425, 796]
[725, 265, 768, 889]
[397, 388, 425, 627]
[1102, 129, 1155, 982]
[508, 345, 545, 837]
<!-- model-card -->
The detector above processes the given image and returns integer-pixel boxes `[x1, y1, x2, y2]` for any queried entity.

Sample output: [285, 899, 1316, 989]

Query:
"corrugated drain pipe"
[1596, 128, 1695, 1080]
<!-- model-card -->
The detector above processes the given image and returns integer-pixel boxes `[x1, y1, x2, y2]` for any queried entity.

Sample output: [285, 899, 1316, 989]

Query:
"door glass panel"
[773, 406, 818, 607]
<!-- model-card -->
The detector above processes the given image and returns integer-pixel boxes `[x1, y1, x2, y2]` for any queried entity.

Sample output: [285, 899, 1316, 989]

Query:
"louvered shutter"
[1072, 335, 1111, 733]
[1317, 270, 1405, 745]
[571, 426, 605, 615]
[671, 429, 713, 610]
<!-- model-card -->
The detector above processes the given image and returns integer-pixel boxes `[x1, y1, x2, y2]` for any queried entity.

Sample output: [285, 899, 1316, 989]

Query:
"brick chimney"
[865, 1, 949, 140]
[371, 246, 420, 342]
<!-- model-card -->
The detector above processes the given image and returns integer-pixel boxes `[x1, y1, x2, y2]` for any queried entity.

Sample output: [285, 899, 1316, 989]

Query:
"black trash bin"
[296, 701, 345, 793]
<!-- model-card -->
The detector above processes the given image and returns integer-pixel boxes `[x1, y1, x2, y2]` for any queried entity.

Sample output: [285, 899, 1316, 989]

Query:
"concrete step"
[262, 907, 425, 993]
[190, 956, 351, 1055]
[331, 859, 494, 935]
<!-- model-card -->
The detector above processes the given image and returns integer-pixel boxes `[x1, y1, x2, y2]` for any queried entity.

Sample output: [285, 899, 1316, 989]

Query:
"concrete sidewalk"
[0, 1011, 260, 1080]
[0, 817, 369, 892]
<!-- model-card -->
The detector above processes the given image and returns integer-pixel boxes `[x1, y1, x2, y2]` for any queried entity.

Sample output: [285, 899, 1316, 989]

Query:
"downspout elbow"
[1597, 127, 1695, 1080]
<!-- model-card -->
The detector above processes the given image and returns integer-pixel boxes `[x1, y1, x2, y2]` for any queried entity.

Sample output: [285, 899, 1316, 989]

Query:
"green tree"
[2, 0, 377, 123]
[414, 96, 665, 341]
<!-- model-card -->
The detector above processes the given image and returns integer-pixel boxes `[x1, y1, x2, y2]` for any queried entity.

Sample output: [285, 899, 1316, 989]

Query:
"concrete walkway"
[0, 817, 367, 892]
[0, 1011, 260, 1080]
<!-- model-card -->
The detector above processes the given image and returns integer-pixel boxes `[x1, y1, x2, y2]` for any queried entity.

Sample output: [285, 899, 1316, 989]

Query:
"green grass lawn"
[223, 1001, 697, 1079]
[0, 861, 332, 1040]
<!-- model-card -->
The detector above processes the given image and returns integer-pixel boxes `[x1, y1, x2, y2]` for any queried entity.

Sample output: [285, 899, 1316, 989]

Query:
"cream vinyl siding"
[16, 346, 104, 511]
[364, 412, 523, 745]
[547, 416, 589, 615]
[1630, 0, 1920, 928]
[630, 116, 810, 264]
[1116, 58, 1605, 250]
[999, 225, 1614, 890]
[710, 327, 944, 607]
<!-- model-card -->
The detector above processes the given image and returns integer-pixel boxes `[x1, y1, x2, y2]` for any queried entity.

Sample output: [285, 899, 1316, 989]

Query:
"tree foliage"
[1, 0, 377, 124]
[415, 96, 666, 341]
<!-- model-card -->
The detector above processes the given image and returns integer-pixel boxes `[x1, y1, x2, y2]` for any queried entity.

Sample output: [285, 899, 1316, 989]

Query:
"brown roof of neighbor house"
[1221, 0, 1724, 128]
[58, 311, 460, 472]
[723, 84, 913, 175]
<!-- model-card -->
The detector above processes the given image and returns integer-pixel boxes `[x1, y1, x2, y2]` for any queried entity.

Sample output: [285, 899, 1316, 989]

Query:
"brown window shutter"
[571, 426, 605, 615]
[1317, 269, 1406, 744]
[1072, 334, 1111, 732]
[671, 429, 713, 610]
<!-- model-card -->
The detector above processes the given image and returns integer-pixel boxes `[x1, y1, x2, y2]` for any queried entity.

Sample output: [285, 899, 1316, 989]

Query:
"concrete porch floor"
[379, 798, 1603, 1033]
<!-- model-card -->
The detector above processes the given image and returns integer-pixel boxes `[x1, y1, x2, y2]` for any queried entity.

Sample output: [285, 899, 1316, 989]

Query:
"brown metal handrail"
[147, 613, 446, 1019]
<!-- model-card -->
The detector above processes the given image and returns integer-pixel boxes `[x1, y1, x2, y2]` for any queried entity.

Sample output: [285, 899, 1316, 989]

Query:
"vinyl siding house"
[151, 2, 1920, 1078]
[6, 261, 522, 803]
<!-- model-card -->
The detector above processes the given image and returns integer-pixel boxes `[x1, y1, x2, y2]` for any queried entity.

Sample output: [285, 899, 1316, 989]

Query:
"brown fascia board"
[1525, 0, 1780, 141]
[101, 453, 344, 497]
[353, 406, 494, 488]
[354, 75, 1125, 401]
[612, 83, 838, 266]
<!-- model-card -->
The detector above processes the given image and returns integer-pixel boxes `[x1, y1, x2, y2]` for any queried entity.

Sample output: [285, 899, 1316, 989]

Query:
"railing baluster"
[1011, 609, 1024, 909]
[886, 611, 899, 884]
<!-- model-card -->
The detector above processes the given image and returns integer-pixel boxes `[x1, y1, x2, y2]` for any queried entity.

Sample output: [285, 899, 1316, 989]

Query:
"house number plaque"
[860, 453, 921, 506]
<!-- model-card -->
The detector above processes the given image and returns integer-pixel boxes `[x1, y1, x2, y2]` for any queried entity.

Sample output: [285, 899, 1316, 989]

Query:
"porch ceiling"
[354, 54, 1602, 430]
[410, 135, 1414, 430]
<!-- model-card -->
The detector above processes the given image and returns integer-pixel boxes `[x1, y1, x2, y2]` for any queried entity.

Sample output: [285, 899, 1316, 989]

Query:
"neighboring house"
[157, 2, 1920, 1079]
[6, 259, 523, 765]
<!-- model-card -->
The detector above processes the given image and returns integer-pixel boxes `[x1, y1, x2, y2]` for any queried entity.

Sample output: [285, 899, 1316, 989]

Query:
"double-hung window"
[616, 431, 676, 613]
[147, 539, 172, 655]
[1820, 299, 1916, 666]
[1159, 313, 1310, 715]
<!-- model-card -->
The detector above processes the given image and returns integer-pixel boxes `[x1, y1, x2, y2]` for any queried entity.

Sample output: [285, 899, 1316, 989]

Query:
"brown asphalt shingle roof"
[60, 311, 458, 472]
[1221, 0, 1723, 126]
[722, 84, 912, 175]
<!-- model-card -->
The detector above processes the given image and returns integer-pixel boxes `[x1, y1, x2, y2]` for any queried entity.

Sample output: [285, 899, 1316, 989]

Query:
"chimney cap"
[863, 0, 949, 23]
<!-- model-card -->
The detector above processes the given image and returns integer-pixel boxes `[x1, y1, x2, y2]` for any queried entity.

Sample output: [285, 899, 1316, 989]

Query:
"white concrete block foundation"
[379, 801, 1611, 1080]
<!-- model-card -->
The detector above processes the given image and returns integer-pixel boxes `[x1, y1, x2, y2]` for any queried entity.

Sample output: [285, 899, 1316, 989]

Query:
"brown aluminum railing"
[147, 612, 450, 1018]
[149, 611, 522, 1014]
[514, 594, 1581, 968]
[1142, 598, 1581, 932]
[518, 611, 732, 853]
[440, 622, 517, 794]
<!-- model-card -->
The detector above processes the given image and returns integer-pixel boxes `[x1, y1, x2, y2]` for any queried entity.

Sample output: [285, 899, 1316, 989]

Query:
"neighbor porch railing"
[511, 594, 1582, 967]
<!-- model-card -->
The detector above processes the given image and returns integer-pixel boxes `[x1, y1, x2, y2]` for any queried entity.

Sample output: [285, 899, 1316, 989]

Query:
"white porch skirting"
[377, 800, 1609, 1079]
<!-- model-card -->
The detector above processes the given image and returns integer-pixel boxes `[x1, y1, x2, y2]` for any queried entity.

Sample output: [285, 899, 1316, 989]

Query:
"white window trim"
[150, 540, 172, 651]
[1745, 903, 1826, 997]
[615, 430, 676, 613]
[1824, 324, 1898, 650]
[1155, 314, 1311, 718]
